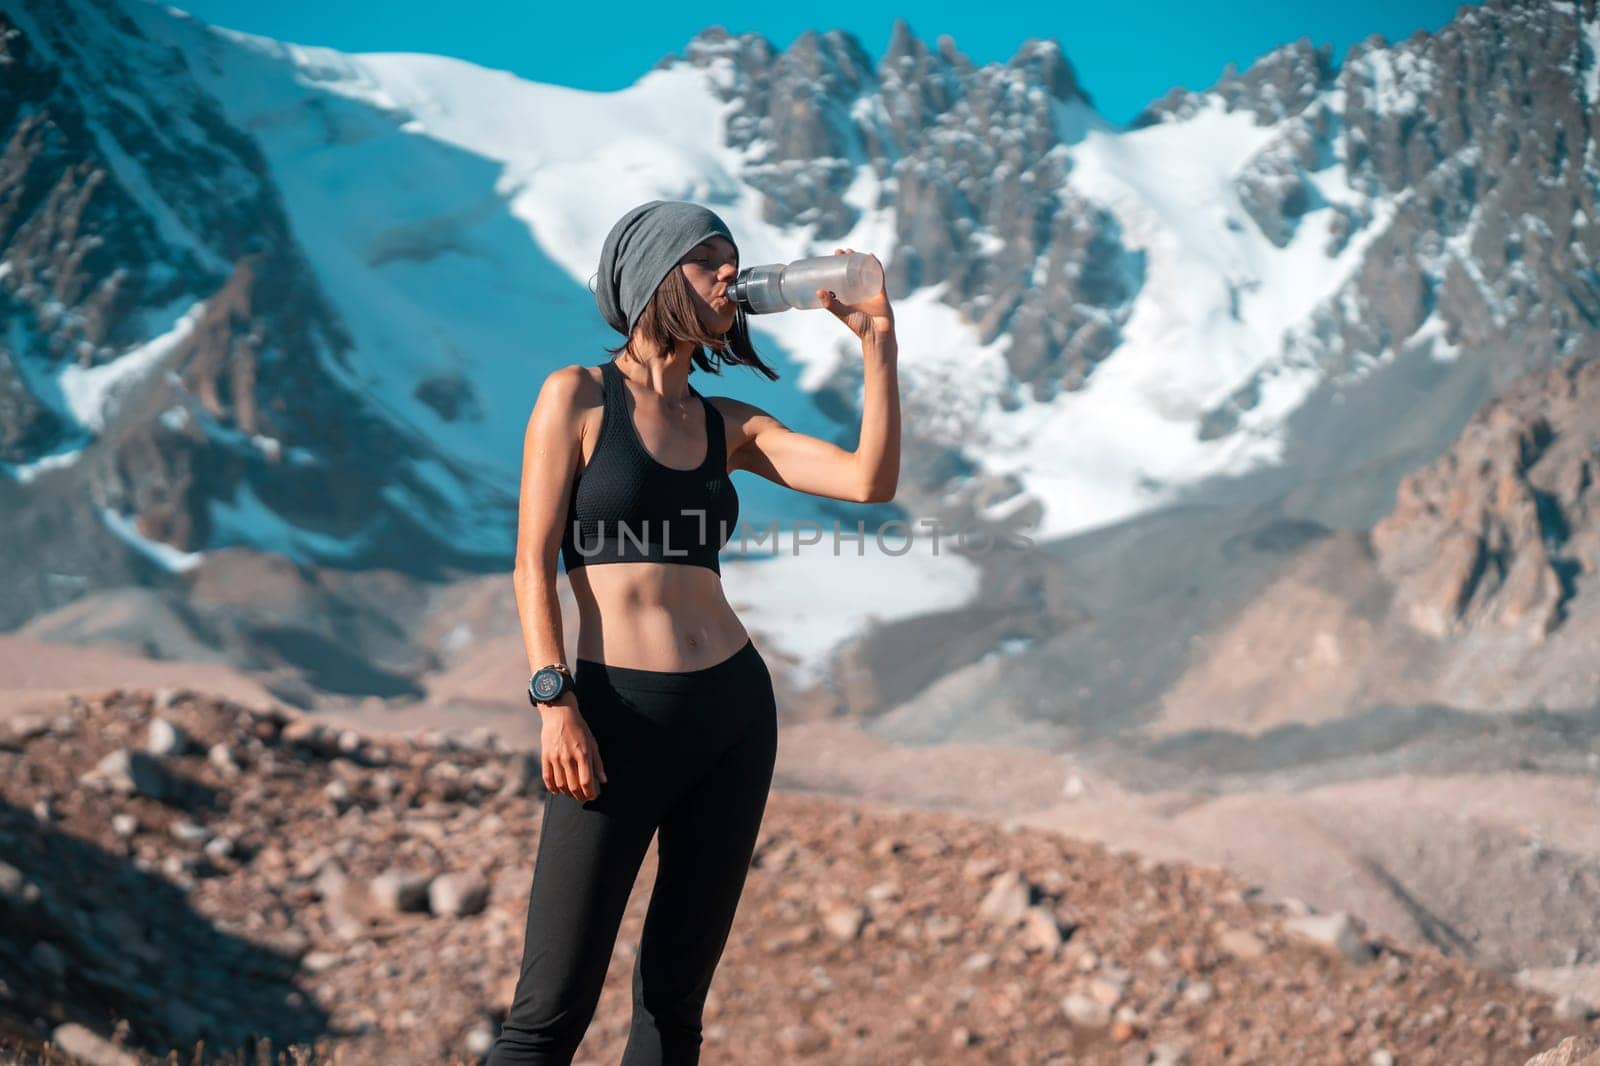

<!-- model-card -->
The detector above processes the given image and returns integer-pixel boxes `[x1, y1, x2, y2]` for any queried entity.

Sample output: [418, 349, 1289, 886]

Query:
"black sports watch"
[528, 663, 574, 706]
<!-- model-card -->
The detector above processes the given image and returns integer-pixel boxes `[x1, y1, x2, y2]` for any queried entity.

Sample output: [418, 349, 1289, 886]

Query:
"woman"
[487, 199, 900, 1066]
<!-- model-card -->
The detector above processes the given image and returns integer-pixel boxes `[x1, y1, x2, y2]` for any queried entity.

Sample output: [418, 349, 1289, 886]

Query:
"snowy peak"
[1131, 37, 1337, 129]
[1003, 37, 1091, 105]
[667, 25, 777, 103]
[783, 28, 878, 88]
[0, 0, 518, 624]
[3, 0, 1598, 632]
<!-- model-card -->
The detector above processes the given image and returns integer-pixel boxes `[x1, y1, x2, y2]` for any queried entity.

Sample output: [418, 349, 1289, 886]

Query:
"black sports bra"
[561, 360, 740, 574]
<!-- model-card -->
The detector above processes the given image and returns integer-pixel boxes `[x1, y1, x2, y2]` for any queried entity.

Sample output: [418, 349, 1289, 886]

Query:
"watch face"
[532, 670, 564, 701]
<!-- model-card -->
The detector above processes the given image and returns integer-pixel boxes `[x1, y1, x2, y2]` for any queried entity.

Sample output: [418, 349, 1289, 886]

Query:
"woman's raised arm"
[723, 248, 900, 504]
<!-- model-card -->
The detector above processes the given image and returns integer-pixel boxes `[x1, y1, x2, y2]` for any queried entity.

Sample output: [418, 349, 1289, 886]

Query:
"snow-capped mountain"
[1, 0, 1596, 636]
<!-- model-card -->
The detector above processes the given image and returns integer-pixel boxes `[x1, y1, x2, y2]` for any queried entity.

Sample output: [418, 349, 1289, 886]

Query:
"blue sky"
[168, 0, 1474, 127]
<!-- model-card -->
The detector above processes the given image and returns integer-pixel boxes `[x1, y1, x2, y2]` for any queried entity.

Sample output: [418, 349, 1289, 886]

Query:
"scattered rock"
[0, 862, 41, 910]
[1149, 1042, 1192, 1066]
[369, 771, 402, 802]
[429, 872, 489, 918]
[818, 899, 868, 941]
[1143, 945, 1174, 970]
[170, 820, 213, 846]
[325, 779, 355, 812]
[960, 951, 995, 973]
[978, 869, 1033, 924]
[923, 912, 962, 943]
[303, 950, 342, 974]
[29, 941, 67, 979]
[763, 925, 817, 954]
[1061, 991, 1111, 1027]
[371, 869, 433, 914]
[203, 836, 237, 862]
[1525, 1036, 1600, 1065]
[1089, 973, 1127, 1007]
[1217, 926, 1267, 960]
[1284, 911, 1375, 965]
[146, 717, 191, 757]
[776, 1022, 828, 1055]
[2, 713, 53, 749]
[314, 859, 368, 941]
[1021, 904, 1070, 955]
[281, 718, 341, 757]
[499, 753, 541, 798]
[1279, 896, 1313, 917]
[463, 1019, 496, 1058]
[870, 836, 905, 858]
[863, 880, 901, 903]
[49, 1023, 143, 1066]
[79, 749, 172, 801]
[208, 742, 242, 775]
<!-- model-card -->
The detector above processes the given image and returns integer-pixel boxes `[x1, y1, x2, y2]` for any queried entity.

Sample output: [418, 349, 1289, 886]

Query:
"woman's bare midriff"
[562, 365, 749, 672]
[567, 562, 749, 672]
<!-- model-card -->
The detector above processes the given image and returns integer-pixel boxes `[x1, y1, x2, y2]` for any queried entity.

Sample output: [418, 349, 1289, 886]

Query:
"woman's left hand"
[818, 247, 895, 342]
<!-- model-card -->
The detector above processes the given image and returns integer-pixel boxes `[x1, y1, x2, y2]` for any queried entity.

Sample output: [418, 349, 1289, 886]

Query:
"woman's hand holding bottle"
[817, 247, 894, 342]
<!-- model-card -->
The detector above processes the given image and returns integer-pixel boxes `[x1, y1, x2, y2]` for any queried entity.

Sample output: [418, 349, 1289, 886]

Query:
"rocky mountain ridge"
[1375, 351, 1600, 641]
[0, 0, 501, 630]
[670, 0, 1598, 427]
[1133, 346, 1600, 743]
[4, 0, 1597, 631]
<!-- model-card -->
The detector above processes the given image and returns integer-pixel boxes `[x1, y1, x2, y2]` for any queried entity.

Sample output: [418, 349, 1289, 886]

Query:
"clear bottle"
[726, 251, 884, 315]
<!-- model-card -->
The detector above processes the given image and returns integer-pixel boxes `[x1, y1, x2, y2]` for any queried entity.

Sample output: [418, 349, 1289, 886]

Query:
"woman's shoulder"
[539, 363, 607, 409]
[524, 364, 608, 446]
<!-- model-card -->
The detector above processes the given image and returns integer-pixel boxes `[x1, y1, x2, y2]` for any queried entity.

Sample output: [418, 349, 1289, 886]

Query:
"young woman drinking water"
[488, 199, 900, 1066]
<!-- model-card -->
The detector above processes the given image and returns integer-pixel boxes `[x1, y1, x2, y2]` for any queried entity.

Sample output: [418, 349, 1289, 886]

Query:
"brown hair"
[605, 265, 779, 381]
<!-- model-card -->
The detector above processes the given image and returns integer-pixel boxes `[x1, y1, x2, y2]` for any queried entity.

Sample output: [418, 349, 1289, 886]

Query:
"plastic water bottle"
[726, 251, 884, 315]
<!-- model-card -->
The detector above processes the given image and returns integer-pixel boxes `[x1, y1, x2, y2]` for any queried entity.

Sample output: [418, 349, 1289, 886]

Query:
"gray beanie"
[594, 200, 739, 338]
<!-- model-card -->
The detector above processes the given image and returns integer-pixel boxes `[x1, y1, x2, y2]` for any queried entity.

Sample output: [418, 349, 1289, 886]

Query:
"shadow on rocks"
[0, 795, 331, 1063]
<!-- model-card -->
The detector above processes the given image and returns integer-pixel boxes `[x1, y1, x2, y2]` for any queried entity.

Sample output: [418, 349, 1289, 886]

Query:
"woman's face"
[679, 236, 739, 333]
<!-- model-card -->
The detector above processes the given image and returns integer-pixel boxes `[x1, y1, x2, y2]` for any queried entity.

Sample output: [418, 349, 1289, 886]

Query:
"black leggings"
[487, 637, 778, 1066]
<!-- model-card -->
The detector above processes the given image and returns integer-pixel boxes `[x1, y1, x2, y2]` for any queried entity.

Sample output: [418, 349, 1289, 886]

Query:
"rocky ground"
[1, 687, 1598, 1065]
